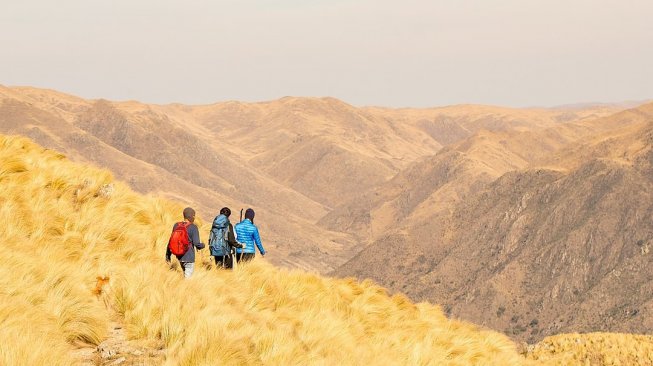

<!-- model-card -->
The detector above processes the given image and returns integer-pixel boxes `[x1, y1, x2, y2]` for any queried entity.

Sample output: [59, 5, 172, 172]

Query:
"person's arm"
[227, 223, 242, 248]
[189, 224, 205, 250]
[253, 226, 265, 255]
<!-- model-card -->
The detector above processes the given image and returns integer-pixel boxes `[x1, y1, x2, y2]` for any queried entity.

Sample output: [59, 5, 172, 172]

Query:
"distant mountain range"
[335, 102, 653, 342]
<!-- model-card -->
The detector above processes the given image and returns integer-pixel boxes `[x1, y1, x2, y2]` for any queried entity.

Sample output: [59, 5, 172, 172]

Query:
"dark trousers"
[237, 253, 255, 263]
[214, 255, 233, 269]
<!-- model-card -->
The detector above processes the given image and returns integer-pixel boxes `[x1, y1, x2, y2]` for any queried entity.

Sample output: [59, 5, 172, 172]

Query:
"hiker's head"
[245, 208, 255, 222]
[220, 207, 231, 217]
[183, 207, 196, 223]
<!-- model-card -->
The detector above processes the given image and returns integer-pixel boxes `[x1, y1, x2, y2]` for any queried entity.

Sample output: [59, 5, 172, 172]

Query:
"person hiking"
[166, 207, 205, 278]
[209, 207, 242, 269]
[234, 208, 266, 263]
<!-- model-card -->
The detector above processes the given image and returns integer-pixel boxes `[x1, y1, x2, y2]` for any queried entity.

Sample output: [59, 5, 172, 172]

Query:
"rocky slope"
[336, 102, 653, 342]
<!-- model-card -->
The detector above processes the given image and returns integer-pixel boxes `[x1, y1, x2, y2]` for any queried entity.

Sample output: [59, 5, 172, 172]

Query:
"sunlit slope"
[526, 333, 653, 365]
[0, 134, 533, 365]
[180, 98, 626, 207]
[0, 85, 353, 273]
[4, 134, 653, 365]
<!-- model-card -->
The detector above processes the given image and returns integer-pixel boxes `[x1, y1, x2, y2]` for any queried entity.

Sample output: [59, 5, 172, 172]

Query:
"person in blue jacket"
[235, 208, 266, 262]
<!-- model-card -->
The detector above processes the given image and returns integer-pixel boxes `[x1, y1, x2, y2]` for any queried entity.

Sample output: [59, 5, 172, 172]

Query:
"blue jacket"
[235, 219, 265, 255]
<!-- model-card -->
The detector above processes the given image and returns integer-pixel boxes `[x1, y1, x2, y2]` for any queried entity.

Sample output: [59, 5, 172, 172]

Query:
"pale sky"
[1, 0, 652, 107]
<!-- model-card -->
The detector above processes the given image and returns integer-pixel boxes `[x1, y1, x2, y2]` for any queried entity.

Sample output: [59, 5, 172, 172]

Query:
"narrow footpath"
[72, 317, 165, 366]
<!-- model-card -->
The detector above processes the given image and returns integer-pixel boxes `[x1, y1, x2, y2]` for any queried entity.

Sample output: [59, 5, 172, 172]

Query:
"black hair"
[183, 207, 196, 222]
[245, 208, 255, 223]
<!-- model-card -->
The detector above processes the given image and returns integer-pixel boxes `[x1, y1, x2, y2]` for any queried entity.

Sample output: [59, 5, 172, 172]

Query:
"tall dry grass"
[0, 133, 650, 365]
[526, 333, 653, 365]
[0, 134, 529, 365]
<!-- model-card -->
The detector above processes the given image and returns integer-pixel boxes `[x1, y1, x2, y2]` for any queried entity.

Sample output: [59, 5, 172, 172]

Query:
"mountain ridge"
[4, 85, 627, 273]
[336, 101, 653, 342]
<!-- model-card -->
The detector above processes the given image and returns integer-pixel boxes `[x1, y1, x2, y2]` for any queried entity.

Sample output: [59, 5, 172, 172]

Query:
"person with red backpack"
[165, 207, 205, 278]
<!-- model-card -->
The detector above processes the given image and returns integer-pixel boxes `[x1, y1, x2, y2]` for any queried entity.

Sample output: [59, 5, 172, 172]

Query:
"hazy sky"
[1, 0, 652, 107]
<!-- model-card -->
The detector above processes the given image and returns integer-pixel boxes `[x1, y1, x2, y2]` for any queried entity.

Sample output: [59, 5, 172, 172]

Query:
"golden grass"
[0, 133, 650, 365]
[526, 333, 653, 366]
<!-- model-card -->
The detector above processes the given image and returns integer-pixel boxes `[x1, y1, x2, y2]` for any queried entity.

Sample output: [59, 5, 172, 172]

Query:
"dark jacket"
[226, 222, 238, 248]
[166, 222, 205, 263]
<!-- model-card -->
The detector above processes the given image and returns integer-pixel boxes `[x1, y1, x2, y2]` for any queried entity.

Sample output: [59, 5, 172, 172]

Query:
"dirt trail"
[72, 318, 165, 366]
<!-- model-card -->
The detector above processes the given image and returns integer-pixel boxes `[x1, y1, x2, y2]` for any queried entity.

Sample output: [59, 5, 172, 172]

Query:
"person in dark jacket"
[211, 207, 242, 269]
[235, 208, 266, 263]
[166, 207, 205, 278]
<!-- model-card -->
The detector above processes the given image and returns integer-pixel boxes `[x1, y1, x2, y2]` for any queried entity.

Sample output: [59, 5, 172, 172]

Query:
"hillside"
[180, 97, 440, 206]
[321, 102, 646, 244]
[5, 85, 653, 348]
[0, 86, 353, 272]
[0, 86, 626, 274]
[6, 133, 653, 364]
[187, 99, 625, 207]
[336, 102, 653, 342]
[0, 133, 534, 365]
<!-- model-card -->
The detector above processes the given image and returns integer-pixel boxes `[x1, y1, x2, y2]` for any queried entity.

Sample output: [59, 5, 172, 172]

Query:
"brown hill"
[162, 97, 441, 207]
[324, 100, 652, 243]
[318, 102, 633, 242]
[320, 123, 584, 243]
[174, 99, 622, 208]
[0, 85, 631, 275]
[335, 102, 653, 342]
[363, 103, 621, 144]
[0, 87, 351, 272]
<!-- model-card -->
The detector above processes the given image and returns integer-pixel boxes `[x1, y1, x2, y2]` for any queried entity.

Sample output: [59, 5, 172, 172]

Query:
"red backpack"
[168, 222, 191, 256]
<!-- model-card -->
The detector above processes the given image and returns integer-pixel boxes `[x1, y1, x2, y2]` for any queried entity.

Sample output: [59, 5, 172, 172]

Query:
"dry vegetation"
[525, 333, 653, 365]
[2, 133, 652, 365]
[0, 134, 526, 365]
